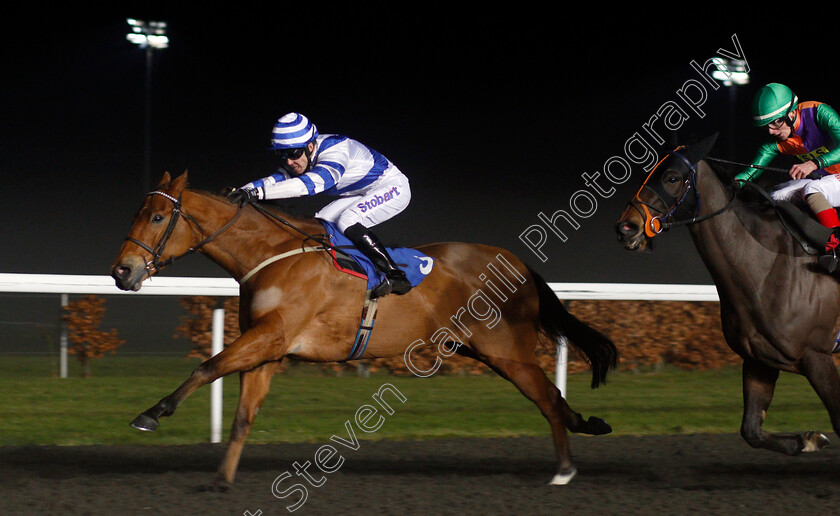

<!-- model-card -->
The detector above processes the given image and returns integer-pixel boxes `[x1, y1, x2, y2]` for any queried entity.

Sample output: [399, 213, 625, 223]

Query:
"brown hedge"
[180, 297, 801, 376]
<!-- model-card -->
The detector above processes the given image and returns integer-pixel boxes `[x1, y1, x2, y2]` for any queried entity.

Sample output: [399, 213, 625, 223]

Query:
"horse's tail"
[527, 265, 618, 389]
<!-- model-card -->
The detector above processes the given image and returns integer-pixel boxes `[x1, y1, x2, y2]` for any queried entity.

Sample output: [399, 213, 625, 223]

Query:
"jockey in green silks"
[736, 83, 840, 272]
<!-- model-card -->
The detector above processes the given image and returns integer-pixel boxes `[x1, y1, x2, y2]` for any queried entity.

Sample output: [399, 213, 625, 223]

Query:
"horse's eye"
[152, 214, 165, 223]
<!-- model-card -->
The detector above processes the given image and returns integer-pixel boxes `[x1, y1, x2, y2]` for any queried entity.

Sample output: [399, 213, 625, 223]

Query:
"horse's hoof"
[585, 416, 612, 435]
[802, 431, 830, 452]
[548, 467, 577, 486]
[130, 413, 159, 432]
[201, 478, 232, 492]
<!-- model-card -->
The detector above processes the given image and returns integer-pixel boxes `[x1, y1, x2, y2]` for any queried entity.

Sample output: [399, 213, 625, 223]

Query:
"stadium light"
[711, 58, 750, 86]
[126, 18, 168, 194]
[126, 18, 169, 49]
[711, 58, 749, 157]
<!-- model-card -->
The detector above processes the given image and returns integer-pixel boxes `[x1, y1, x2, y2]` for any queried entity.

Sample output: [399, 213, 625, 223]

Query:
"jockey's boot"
[818, 227, 840, 273]
[344, 223, 412, 297]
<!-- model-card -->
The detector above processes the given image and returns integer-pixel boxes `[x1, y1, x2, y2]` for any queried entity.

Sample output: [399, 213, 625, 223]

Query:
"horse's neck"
[689, 163, 779, 289]
[183, 191, 324, 281]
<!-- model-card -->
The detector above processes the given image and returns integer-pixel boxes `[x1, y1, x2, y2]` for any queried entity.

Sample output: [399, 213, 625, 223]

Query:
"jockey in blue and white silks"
[229, 112, 412, 298]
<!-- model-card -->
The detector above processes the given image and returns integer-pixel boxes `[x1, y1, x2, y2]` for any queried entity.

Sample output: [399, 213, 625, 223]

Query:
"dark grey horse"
[615, 134, 839, 455]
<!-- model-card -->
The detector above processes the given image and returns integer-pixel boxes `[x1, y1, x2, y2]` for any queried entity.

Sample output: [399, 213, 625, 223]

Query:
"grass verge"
[0, 356, 831, 446]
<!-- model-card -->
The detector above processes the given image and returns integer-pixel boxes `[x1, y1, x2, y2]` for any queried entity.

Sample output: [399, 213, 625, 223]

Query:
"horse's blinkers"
[630, 148, 700, 237]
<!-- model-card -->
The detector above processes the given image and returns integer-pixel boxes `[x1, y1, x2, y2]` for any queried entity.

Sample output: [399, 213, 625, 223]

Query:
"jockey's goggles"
[274, 147, 306, 160]
[766, 118, 788, 130]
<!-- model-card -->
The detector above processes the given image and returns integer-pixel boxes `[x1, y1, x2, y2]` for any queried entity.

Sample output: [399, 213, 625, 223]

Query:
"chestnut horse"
[615, 134, 839, 456]
[111, 171, 617, 489]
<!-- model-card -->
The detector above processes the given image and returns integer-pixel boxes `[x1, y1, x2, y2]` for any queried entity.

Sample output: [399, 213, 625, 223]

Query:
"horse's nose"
[110, 261, 144, 291]
[111, 264, 131, 282]
[615, 220, 639, 240]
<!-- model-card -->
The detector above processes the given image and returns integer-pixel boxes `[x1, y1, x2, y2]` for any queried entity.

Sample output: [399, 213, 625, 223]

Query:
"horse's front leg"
[740, 358, 827, 454]
[130, 317, 285, 432]
[795, 348, 838, 450]
[210, 360, 282, 491]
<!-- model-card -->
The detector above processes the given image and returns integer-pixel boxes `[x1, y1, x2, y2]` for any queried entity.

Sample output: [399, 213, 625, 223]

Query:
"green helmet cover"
[752, 83, 798, 127]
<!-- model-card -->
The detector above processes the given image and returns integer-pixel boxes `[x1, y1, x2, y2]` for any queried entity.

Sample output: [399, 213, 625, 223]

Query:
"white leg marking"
[548, 467, 577, 485]
[802, 431, 830, 452]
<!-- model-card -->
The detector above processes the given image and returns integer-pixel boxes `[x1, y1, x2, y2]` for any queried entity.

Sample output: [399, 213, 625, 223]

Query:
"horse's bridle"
[124, 191, 242, 275]
[629, 148, 699, 237]
[630, 148, 737, 238]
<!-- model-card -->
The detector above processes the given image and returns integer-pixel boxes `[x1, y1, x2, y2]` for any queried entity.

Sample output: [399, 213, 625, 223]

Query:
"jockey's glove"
[227, 187, 261, 204]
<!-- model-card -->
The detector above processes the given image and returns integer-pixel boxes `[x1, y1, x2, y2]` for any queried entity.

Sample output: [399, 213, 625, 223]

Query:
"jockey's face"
[766, 113, 795, 142]
[278, 142, 314, 176]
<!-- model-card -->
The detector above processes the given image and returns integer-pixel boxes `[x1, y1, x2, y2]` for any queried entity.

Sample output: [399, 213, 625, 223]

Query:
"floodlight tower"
[126, 18, 169, 194]
[711, 58, 750, 158]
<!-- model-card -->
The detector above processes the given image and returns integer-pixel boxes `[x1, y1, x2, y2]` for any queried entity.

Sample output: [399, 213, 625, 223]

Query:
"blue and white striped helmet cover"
[270, 113, 318, 149]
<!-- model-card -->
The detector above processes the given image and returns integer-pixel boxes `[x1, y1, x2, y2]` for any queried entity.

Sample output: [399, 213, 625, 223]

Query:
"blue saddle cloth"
[320, 220, 434, 291]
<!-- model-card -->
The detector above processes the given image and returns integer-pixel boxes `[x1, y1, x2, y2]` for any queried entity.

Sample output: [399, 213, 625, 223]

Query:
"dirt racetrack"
[2, 433, 840, 515]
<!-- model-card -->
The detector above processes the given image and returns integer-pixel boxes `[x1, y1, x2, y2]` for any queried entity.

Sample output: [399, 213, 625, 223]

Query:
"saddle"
[319, 220, 434, 291]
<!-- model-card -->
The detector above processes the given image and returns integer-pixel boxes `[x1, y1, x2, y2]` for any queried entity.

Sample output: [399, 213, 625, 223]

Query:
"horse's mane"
[195, 189, 231, 203]
[190, 188, 324, 230]
[704, 159, 778, 216]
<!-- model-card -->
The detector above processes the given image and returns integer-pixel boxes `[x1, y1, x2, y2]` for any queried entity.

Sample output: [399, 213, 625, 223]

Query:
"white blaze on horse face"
[251, 286, 285, 317]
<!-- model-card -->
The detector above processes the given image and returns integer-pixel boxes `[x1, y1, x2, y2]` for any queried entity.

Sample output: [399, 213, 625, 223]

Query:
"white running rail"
[0, 273, 720, 442]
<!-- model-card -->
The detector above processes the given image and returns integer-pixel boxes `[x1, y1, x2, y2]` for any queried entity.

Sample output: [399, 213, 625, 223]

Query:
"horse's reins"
[246, 201, 352, 258]
[632, 150, 824, 239]
[124, 190, 354, 282]
[704, 156, 793, 176]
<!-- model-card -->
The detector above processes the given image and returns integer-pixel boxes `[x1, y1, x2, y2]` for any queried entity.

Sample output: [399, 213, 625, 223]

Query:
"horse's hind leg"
[740, 358, 828, 454]
[457, 346, 610, 437]
[211, 361, 282, 491]
[478, 354, 588, 485]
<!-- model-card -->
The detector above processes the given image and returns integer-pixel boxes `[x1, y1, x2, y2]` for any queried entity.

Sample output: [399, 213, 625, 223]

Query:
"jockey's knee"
[803, 174, 840, 199]
[336, 212, 365, 233]
[803, 182, 830, 198]
[770, 188, 803, 204]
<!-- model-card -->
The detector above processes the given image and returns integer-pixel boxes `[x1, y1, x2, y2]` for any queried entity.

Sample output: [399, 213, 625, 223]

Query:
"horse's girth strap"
[346, 291, 380, 361]
[240, 247, 326, 284]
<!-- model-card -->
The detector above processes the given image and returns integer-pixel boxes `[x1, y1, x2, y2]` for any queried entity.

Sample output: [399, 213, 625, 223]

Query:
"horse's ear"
[684, 133, 718, 164]
[156, 172, 172, 188]
[169, 171, 189, 197]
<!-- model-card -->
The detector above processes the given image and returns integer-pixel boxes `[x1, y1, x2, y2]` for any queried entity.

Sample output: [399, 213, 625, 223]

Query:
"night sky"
[2, 12, 835, 350]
